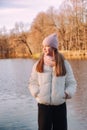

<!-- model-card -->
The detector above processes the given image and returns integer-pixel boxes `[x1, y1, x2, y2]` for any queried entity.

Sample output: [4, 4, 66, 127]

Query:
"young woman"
[29, 33, 77, 130]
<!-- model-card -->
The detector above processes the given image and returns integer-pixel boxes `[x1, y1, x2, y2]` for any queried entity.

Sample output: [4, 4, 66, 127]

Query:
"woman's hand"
[65, 92, 69, 99]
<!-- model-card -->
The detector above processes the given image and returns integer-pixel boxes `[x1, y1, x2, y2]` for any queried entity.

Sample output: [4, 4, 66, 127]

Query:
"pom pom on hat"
[42, 33, 58, 49]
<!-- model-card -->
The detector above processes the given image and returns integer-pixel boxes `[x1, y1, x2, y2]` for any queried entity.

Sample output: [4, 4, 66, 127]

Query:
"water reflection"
[0, 59, 87, 130]
[68, 60, 87, 128]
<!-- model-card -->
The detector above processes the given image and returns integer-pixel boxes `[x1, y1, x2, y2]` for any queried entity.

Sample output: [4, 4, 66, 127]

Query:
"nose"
[43, 46, 46, 51]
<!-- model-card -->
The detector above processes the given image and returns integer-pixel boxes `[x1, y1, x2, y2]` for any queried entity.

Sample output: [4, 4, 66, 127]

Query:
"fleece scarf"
[44, 55, 55, 67]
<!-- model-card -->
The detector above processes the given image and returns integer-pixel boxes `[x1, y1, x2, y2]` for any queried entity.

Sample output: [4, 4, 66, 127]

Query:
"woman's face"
[42, 45, 53, 56]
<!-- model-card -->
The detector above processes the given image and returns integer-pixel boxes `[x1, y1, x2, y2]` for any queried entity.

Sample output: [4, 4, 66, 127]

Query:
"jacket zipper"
[50, 72, 52, 105]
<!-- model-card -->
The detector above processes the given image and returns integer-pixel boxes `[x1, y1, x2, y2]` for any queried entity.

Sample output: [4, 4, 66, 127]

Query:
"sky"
[0, 0, 64, 32]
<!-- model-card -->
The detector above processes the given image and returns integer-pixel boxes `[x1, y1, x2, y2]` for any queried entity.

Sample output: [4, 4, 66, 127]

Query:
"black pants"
[38, 102, 67, 130]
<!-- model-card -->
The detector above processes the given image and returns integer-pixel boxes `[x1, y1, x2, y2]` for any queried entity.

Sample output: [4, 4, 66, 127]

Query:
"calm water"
[0, 59, 87, 130]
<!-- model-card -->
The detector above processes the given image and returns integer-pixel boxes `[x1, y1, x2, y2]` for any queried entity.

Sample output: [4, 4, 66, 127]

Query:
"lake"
[0, 59, 87, 130]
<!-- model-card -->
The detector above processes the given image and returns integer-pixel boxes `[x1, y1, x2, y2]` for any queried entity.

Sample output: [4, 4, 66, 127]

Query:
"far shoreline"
[0, 50, 87, 60]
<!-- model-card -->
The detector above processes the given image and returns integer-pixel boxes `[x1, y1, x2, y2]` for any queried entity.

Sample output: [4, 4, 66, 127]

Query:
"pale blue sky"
[0, 0, 64, 32]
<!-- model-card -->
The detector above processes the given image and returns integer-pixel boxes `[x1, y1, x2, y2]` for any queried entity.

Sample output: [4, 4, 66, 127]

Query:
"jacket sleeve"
[65, 60, 77, 99]
[28, 62, 39, 98]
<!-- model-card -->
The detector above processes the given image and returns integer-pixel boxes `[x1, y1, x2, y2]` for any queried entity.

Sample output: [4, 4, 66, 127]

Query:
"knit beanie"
[42, 33, 58, 49]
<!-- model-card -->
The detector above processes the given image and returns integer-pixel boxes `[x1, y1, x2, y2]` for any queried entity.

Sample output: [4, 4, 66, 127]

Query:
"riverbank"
[60, 50, 87, 60]
[0, 50, 87, 60]
[32, 50, 87, 60]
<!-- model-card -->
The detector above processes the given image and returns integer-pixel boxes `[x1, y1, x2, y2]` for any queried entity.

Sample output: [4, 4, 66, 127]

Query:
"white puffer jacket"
[28, 60, 77, 105]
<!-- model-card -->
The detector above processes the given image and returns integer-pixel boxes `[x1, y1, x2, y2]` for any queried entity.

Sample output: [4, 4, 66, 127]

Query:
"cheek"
[42, 47, 52, 54]
[42, 49, 46, 54]
[42, 48, 45, 52]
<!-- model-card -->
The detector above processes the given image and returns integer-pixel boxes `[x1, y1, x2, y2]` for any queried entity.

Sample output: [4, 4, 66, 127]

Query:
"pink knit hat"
[42, 33, 58, 49]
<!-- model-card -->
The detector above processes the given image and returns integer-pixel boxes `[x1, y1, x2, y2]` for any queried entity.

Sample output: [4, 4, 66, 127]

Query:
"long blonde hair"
[36, 48, 66, 76]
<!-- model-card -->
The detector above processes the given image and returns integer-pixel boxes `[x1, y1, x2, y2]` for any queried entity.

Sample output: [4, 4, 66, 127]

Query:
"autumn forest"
[0, 0, 87, 59]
